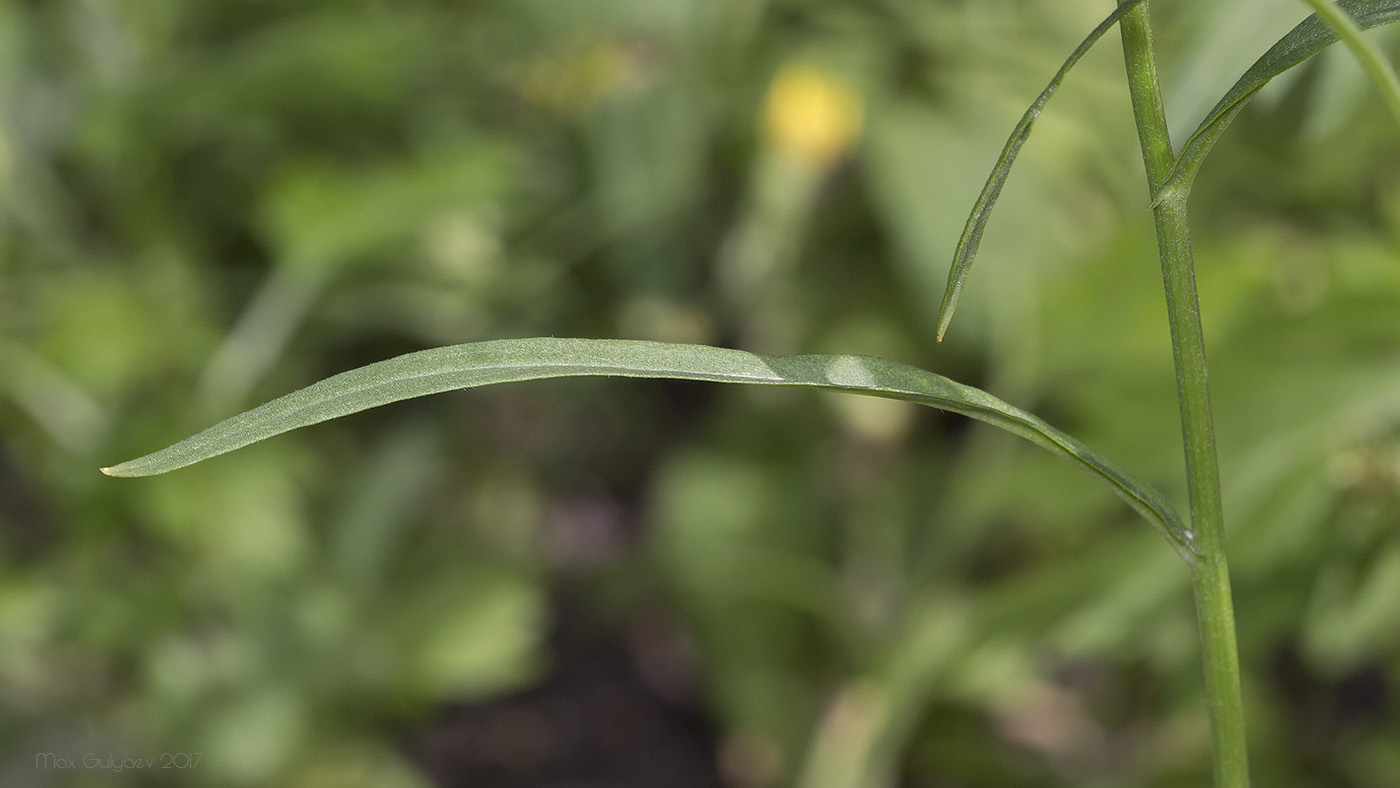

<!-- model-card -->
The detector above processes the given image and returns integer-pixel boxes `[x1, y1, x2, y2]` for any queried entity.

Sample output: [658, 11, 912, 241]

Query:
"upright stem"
[1116, 4, 1250, 786]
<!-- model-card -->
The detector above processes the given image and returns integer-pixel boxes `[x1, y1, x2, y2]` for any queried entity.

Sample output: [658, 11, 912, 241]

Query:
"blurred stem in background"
[797, 599, 969, 788]
[196, 263, 328, 417]
[718, 62, 863, 352]
[0, 338, 108, 455]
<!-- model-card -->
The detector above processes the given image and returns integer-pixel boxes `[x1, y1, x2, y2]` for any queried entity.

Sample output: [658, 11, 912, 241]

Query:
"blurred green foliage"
[1, 1, 1398, 786]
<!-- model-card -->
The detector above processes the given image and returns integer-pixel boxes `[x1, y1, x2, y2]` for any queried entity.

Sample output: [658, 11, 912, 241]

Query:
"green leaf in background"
[101, 337, 1195, 560]
[935, 0, 1147, 342]
[1157, 0, 1400, 202]
[1299, 0, 1400, 127]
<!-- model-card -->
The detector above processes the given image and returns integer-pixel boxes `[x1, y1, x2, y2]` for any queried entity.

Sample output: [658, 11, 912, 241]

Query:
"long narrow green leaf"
[935, 0, 1147, 343]
[102, 338, 1196, 561]
[1155, 0, 1400, 203]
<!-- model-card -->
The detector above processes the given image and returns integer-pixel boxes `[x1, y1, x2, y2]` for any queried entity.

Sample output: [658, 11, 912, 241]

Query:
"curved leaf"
[936, 0, 1147, 342]
[102, 338, 1196, 561]
[1155, 0, 1400, 203]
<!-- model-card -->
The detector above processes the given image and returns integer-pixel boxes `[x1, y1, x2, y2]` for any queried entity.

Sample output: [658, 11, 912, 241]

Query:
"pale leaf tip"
[99, 466, 117, 476]
[935, 308, 955, 344]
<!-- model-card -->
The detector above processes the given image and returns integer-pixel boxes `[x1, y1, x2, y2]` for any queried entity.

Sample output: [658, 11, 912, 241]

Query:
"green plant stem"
[1116, 3, 1250, 787]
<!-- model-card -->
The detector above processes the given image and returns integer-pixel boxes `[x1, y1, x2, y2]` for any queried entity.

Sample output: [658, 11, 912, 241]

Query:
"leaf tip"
[100, 462, 142, 477]
[934, 303, 956, 344]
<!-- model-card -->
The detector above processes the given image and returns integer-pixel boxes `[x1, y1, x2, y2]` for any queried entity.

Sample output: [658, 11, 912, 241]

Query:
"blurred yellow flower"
[762, 63, 863, 168]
